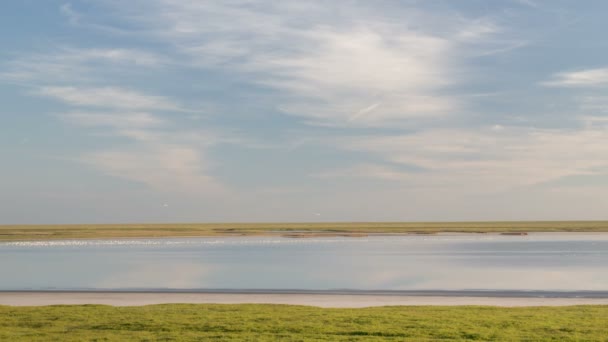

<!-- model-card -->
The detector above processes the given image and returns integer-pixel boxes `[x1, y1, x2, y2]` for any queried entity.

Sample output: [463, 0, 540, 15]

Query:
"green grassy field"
[1, 221, 608, 241]
[1, 304, 607, 341]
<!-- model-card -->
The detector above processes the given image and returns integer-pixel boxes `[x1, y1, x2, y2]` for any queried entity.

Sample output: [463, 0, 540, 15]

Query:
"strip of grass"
[1, 304, 607, 341]
[1, 221, 608, 241]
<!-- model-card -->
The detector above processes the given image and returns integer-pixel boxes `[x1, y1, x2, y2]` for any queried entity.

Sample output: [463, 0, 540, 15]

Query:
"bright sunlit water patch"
[1, 233, 608, 291]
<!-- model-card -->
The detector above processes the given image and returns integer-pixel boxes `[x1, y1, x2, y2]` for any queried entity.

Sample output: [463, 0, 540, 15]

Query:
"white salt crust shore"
[2, 292, 608, 308]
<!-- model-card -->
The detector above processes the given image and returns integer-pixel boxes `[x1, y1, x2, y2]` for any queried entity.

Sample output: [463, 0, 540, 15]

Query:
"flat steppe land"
[1, 304, 607, 341]
[2, 221, 608, 241]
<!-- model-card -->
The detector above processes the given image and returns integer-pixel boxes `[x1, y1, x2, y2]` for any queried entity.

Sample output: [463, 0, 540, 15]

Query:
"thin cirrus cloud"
[60, 3, 81, 25]
[60, 109, 222, 194]
[37, 86, 182, 111]
[59, 112, 165, 129]
[580, 96, 608, 116]
[37, 85, 222, 194]
[1, 30, 219, 195]
[324, 125, 608, 191]
[258, 27, 459, 126]
[1, 48, 165, 84]
[82, 144, 221, 194]
[542, 68, 608, 87]
[97, 0, 512, 127]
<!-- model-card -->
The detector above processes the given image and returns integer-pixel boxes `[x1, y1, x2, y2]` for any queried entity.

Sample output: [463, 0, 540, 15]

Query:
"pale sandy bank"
[2, 292, 608, 308]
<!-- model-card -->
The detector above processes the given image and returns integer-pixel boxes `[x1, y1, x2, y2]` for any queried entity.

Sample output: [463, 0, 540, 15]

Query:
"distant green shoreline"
[1, 221, 608, 242]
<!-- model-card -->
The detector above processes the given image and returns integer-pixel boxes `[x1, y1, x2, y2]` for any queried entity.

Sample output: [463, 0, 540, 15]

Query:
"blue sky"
[2, 0, 608, 224]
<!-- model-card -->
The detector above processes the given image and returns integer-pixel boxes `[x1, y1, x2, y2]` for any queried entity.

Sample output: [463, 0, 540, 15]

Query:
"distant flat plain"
[2, 221, 608, 241]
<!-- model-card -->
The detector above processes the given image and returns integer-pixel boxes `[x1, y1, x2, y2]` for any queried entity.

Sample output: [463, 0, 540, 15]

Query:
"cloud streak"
[38, 86, 182, 111]
[543, 68, 608, 87]
[327, 125, 608, 191]
[1, 47, 165, 84]
[59, 111, 165, 129]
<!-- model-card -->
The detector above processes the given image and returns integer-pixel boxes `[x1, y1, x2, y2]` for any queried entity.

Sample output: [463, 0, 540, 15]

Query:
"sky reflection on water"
[1, 233, 608, 291]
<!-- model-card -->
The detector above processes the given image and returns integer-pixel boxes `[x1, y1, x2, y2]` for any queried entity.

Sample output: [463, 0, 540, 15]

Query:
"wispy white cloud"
[82, 144, 220, 193]
[513, 0, 539, 8]
[38, 86, 182, 111]
[456, 19, 499, 41]
[94, 0, 520, 127]
[326, 125, 608, 191]
[257, 27, 458, 126]
[59, 111, 165, 129]
[579, 96, 608, 113]
[543, 68, 608, 87]
[60, 3, 81, 25]
[60, 110, 222, 193]
[45, 87, 223, 193]
[1, 47, 165, 84]
[313, 163, 415, 182]
[73, 48, 164, 66]
[1, 22, 219, 195]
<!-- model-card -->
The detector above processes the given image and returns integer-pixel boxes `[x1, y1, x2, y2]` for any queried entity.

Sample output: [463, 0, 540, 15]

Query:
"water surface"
[1, 233, 607, 292]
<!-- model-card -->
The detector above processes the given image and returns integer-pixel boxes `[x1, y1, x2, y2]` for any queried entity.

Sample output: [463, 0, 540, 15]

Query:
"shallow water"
[1, 233, 608, 291]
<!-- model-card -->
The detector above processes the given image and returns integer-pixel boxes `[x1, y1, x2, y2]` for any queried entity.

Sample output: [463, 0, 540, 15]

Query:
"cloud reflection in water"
[1, 234, 607, 291]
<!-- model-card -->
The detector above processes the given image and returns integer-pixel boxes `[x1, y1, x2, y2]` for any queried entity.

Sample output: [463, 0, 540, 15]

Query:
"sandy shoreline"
[2, 292, 608, 307]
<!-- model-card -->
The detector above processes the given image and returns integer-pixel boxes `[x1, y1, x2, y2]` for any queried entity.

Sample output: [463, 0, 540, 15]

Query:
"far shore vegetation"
[1, 221, 608, 242]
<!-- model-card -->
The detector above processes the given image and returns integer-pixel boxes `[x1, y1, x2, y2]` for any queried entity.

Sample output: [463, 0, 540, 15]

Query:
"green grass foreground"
[2, 221, 608, 241]
[1, 304, 607, 341]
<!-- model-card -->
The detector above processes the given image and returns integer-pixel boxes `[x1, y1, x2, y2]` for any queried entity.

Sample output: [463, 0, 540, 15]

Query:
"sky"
[2, 0, 608, 224]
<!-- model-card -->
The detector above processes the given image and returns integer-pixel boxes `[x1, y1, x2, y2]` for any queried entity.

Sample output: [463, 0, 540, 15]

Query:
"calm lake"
[2, 233, 608, 292]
